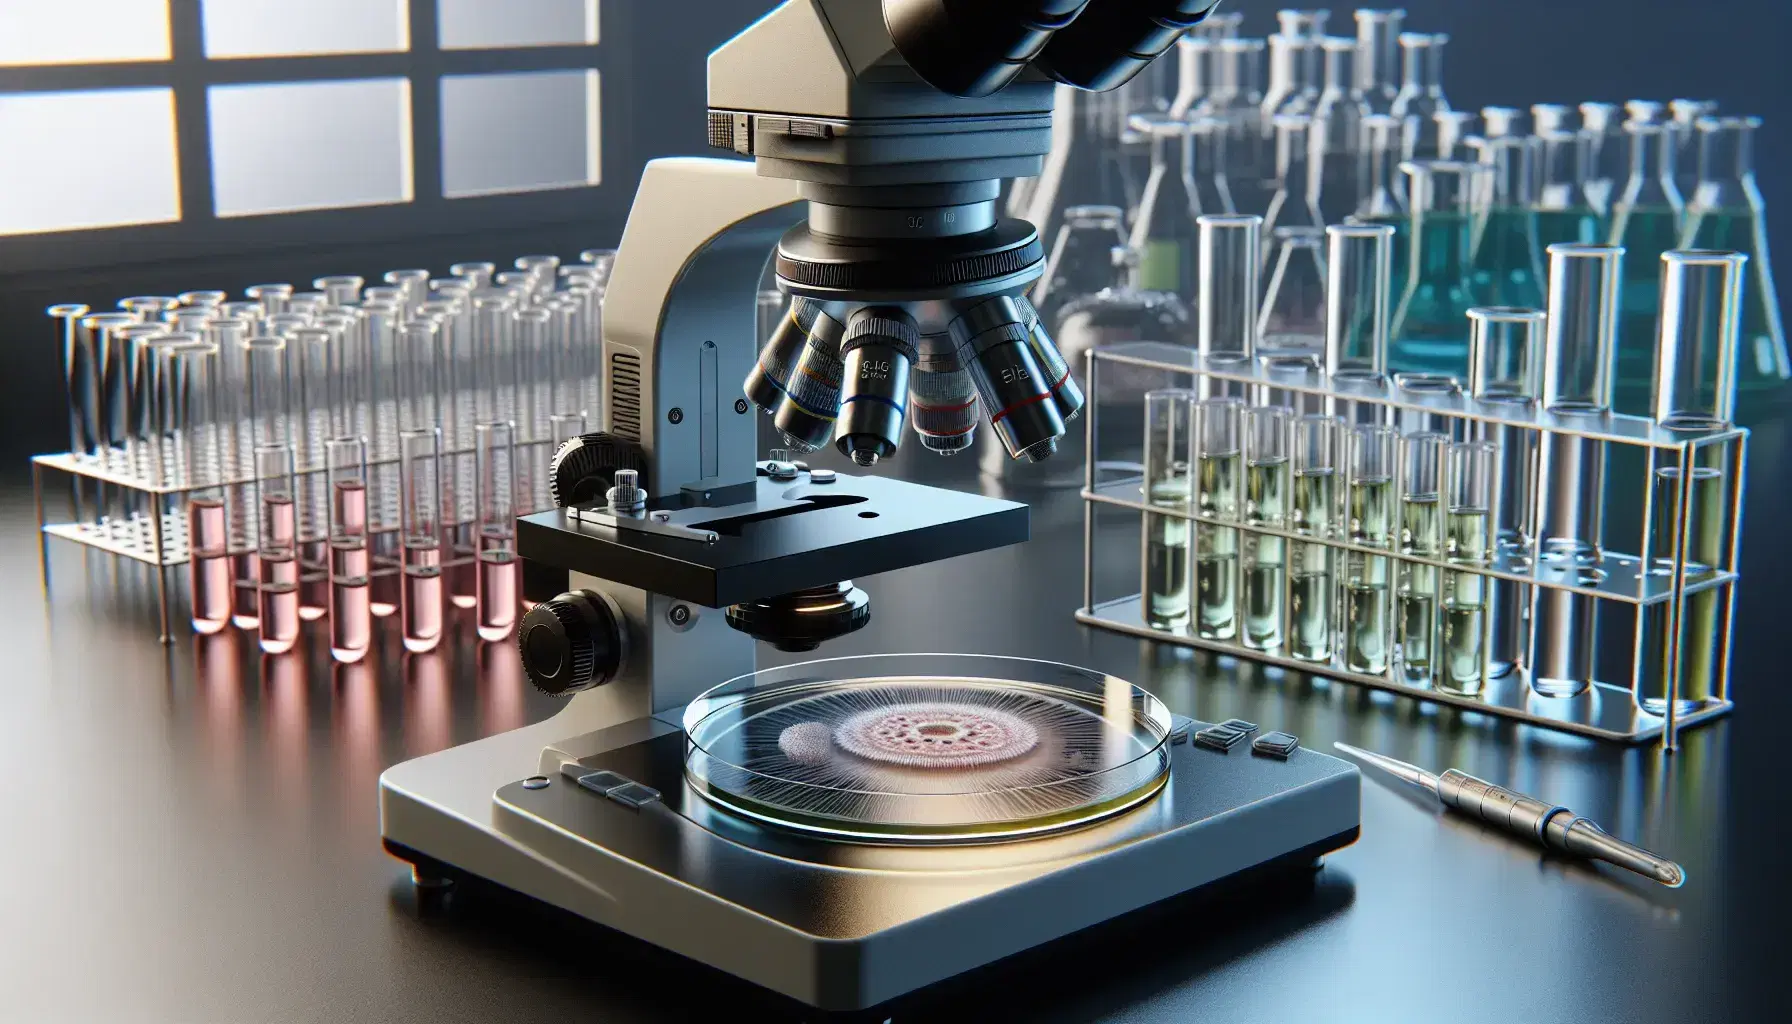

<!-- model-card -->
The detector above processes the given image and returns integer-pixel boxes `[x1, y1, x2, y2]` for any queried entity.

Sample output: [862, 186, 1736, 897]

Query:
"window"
[0, 88, 181, 235]
[0, 0, 612, 260]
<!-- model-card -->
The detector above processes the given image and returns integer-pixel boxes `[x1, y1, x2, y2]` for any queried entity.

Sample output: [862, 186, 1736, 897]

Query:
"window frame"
[0, 0, 631, 275]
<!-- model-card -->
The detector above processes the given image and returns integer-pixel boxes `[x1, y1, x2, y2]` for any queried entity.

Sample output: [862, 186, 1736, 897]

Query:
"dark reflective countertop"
[3, 424, 1786, 1023]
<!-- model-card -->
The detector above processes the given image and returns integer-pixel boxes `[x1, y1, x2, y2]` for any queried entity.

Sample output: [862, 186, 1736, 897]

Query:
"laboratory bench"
[1, 429, 1784, 1024]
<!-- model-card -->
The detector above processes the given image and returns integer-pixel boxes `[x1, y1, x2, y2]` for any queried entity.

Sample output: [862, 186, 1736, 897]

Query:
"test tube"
[1142, 389, 1196, 631]
[1325, 223, 1393, 380]
[546, 297, 584, 418]
[292, 326, 336, 621]
[1393, 372, 1462, 438]
[515, 254, 560, 296]
[1194, 398, 1242, 641]
[314, 275, 365, 309]
[245, 284, 293, 317]
[1466, 305, 1546, 678]
[1344, 424, 1396, 674]
[1397, 431, 1446, 684]
[399, 428, 445, 653]
[1638, 249, 1746, 715]
[516, 306, 551, 443]
[1289, 414, 1341, 661]
[287, 292, 328, 323]
[119, 296, 178, 323]
[1197, 216, 1261, 397]
[544, 411, 589, 511]
[1439, 440, 1496, 694]
[1242, 406, 1291, 651]
[254, 442, 300, 654]
[326, 436, 371, 663]
[49, 304, 96, 461]
[1531, 242, 1622, 699]
[176, 340, 230, 635]
[385, 269, 432, 315]
[363, 285, 404, 305]
[396, 318, 440, 433]
[474, 421, 519, 642]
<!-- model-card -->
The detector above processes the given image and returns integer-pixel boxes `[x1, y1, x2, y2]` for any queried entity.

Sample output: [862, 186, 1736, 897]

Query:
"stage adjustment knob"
[518, 590, 625, 696]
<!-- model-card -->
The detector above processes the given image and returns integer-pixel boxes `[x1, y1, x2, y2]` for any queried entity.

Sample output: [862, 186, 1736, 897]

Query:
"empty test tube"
[1289, 414, 1341, 662]
[1531, 242, 1622, 699]
[399, 428, 445, 653]
[1467, 306, 1547, 678]
[1198, 215, 1262, 398]
[119, 296, 178, 324]
[314, 276, 364, 308]
[1143, 389, 1196, 632]
[255, 442, 300, 655]
[1393, 372, 1463, 438]
[385, 269, 432, 314]
[475, 421, 519, 642]
[1242, 406, 1291, 651]
[176, 340, 230, 636]
[1638, 250, 1746, 715]
[1345, 423, 1396, 674]
[327, 436, 372, 664]
[1194, 398, 1243, 641]
[245, 284, 293, 317]
[1440, 440, 1497, 694]
[1325, 223, 1393, 381]
[1397, 431, 1446, 684]
[49, 304, 97, 461]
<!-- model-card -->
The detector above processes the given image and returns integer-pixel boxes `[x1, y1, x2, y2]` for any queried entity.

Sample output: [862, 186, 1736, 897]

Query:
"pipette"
[1333, 742, 1686, 887]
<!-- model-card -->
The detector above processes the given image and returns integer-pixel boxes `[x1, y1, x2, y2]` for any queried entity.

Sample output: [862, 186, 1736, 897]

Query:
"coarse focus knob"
[518, 590, 624, 697]
[549, 432, 648, 508]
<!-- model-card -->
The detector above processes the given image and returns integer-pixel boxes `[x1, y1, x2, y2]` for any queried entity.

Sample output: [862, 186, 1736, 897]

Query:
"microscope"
[381, 2, 1360, 1012]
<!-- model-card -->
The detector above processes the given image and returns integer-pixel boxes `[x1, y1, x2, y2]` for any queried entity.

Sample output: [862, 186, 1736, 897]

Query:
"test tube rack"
[31, 434, 565, 642]
[1075, 342, 1746, 750]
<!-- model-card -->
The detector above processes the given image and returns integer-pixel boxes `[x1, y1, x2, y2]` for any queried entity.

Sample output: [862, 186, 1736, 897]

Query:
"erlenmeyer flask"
[1390, 160, 1489, 377]
[1577, 101, 1621, 218]
[1353, 9, 1404, 116]
[1668, 99, 1718, 201]
[1188, 117, 1236, 219]
[1313, 36, 1366, 224]
[1432, 110, 1477, 161]
[1211, 38, 1269, 215]
[1466, 136, 1546, 309]
[1535, 128, 1602, 248]
[1018, 84, 1132, 270]
[1680, 115, 1790, 398]
[1128, 115, 1199, 300]
[1391, 33, 1450, 155]
[1035, 204, 1129, 324]
[1607, 119, 1685, 415]
[1356, 114, 1407, 221]
[1259, 226, 1330, 365]
[1263, 114, 1325, 242]
[1276, 10, 1328, 109]
[1169, 35, 1211, 119]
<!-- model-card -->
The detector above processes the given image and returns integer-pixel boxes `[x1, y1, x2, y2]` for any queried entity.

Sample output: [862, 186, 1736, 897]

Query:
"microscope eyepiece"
[836, 307, 920, 467]
[951, 296, 1068, 462]
[1034, 0, 1224, 92]
[771, 305, 847, 452]
[884, 0, 1091, 98]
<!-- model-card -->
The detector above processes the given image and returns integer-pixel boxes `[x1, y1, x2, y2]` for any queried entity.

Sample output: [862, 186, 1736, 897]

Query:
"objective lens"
[743, 296, 820, 414]
[836, 308, 920, 467]
[1014, 294, 1085, 423]
[909, 333, 980, 454]
[951, 296, 1067, 463]
[772, 306, 847, 452]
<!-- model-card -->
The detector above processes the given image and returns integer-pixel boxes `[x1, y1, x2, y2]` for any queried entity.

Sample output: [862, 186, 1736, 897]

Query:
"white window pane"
[0, 89, 181, 236]
[203, 0, 409, 58]
[0, 1, 170, 66]
[437, 0, 597, 50]
[209, 79, 414, 217]
[441, 70, 600, 198]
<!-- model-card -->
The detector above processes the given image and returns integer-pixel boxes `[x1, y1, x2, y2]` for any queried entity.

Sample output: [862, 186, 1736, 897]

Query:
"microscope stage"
[382, 713, 1359, 1011]
[515, 471, 1028, 607]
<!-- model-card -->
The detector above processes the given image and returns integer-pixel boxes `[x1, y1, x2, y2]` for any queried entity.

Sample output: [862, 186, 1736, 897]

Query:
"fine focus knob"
[518, 590, 624, 696]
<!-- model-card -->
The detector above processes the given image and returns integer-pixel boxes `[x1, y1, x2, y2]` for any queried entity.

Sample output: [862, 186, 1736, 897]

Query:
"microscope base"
[379, 710, 1359, 1011]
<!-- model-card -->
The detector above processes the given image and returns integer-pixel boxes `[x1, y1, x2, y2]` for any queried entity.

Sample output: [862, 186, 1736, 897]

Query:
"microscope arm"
[601, 158, 804, 497]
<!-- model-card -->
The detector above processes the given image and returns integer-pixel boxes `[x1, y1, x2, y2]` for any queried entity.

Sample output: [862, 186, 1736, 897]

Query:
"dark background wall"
[3, 0, 1787, 466]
